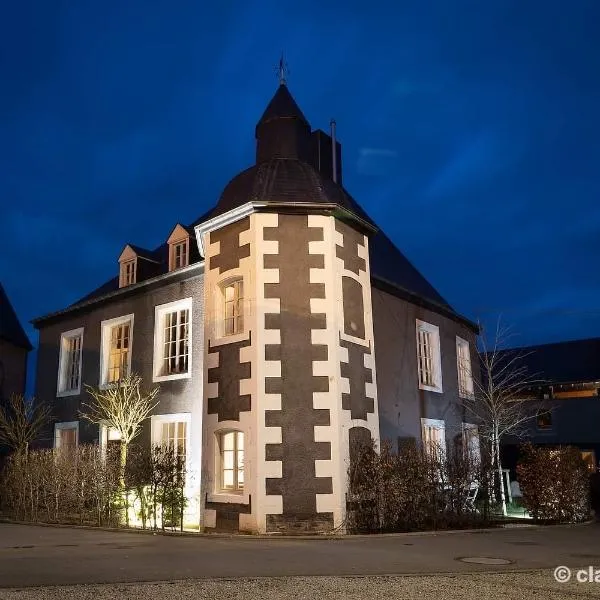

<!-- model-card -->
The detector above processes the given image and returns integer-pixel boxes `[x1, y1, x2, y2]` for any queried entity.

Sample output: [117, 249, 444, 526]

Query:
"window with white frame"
[120, 259, 136, 287]
[221, 279, 244, 337]
[218, 430, 244, 492]
[100, 315, 133, 385]
[416, 320, 442, 392]
[54, 421, 79, 450]
[456, 336, 474, 398]
[170, 239, 189, 271]
[151, 414, 190, 462]
[57, 328, 84, 396]
[421, 418, 446, 459]
[462, 423, 481, 466]
[153, 298, 192, 381]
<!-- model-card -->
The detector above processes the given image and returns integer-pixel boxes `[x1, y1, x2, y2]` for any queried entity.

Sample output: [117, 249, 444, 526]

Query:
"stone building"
[33, 80, 479, 533]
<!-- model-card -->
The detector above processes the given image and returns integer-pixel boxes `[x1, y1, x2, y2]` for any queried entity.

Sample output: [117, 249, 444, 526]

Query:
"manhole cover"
[459, 557, 512, 565]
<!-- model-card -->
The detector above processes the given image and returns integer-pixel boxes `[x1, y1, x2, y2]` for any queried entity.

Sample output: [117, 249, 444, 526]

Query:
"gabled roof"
[0, 283, 32, 351]
[499, 338, 600, 385]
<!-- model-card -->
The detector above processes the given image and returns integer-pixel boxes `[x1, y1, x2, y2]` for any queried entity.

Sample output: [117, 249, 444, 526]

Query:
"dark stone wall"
[207, 335, 252, 422]
[262, 213, 334, 532]
[208, 217, 250, 274]
[35, 274, 204, 447]
[372, 287, 479, 446]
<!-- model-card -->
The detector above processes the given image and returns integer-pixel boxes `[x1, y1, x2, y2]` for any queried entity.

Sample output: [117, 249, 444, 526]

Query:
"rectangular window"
[219, 430, 244, 492]
[462, 423, 481, 466]
[153, 298, 193, 381]
[421, 418, 446, 459]
[223, 279, 244, 336]
[456, 337, 474, 398]
[151, 413, 191, 465]
[108, 323, 130, 382]
[172, 241, 188, 270]
[536, 409, 553, 430]
[416, 320, 442, 392]
[100, 315, 134, 386]
[163, 309, 189, 375]
[54, 421, 79, 450]
[160, 421, 187, 459]
[120, 259, 136, 287]
[57, 328, 84, 396]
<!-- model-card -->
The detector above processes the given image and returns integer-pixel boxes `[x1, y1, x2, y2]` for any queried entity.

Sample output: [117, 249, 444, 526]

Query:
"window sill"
[207, 492, 249, 505]
[210, 331, 250, 347]
[153, 371, 192, 383]
[419, 383, 443, 394]
[56, 388, 81, 398]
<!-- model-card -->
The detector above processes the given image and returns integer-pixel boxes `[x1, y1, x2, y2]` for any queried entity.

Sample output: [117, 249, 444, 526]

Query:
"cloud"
[356, 147, 398, 176]
[424, 129, 524, 198]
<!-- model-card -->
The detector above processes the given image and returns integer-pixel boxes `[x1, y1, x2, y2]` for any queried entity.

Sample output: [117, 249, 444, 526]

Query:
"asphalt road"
[0, 522, 599, 588]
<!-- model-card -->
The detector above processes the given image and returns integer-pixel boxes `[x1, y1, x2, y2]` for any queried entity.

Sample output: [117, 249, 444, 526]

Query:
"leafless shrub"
[0, 394, 51, 454]
[346, 437, 487, 533]
[517, 444, 590, 523]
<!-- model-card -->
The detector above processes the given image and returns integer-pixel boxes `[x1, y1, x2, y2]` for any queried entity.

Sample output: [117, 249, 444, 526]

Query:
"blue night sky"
[1, 0, 599, 387]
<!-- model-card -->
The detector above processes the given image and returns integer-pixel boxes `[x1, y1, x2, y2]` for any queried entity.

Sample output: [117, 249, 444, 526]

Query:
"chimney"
[330, 119, 337, 183]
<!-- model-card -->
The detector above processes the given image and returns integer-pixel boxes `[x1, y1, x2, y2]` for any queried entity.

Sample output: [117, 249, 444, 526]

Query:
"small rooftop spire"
[277, 52, 289, 85]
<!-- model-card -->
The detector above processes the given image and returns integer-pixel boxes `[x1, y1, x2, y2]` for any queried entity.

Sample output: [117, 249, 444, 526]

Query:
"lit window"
[222, 279, 244, 336]
[163, 310, 189, 375]
[108, 323, 130, 382]
[54, 421, 79, 450]
[153, 298, 193, 381]
[536, 409, 553, 430]
[160, 421, 187, 459]
[456, 337, 474, 398]
[57, 328, 84, 396]
[120, 259, 136, 287]
[151, 414, 191, 464]
[581, 450, 597, 473]
[218, 430, 244, 492]
[171, 240, 189, 270]
[421, 418, 446, 459]
[416, 320, 442, 392]
[100, 315, 133, 386]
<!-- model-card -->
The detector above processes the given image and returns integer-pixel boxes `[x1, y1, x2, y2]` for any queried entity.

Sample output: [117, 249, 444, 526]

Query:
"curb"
[0, 517, 550, 540]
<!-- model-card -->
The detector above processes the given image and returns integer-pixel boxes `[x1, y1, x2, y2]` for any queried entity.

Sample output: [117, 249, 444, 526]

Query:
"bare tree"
[465, 318, 542, 516]
[0, 394, 51, 455]
[80, 373, 159, 486]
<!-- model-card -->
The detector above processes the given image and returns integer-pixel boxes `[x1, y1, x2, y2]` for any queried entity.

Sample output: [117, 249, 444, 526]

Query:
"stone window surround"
[152, 297, 193, 382]
[99, 314, 134, 388]
[456, 336, 474, 399]
[56, 327, 84, 397]
[54, 420, 79, 449]
[416, 319, 443, 393]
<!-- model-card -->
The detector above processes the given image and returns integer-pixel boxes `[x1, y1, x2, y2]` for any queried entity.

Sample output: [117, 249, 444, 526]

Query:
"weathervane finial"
[277, 52, 288, 85]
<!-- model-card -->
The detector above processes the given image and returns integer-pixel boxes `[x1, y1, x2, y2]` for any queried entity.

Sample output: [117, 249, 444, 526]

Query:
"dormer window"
[171, 240, 189, 270]
[120, 259, 136, 287]
[167, 224, 191, 272]
[118, 245, 140, 288]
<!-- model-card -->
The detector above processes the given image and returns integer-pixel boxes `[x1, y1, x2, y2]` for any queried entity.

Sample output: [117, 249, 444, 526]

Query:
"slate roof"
[502, 338, 600, 385]
[256, 84, 309, 132]
[0, 283, 32, 350]
[32, 84, 474, 330]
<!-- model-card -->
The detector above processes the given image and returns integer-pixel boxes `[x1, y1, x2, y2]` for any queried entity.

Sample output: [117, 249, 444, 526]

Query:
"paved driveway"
[0, 522, 599, 588]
